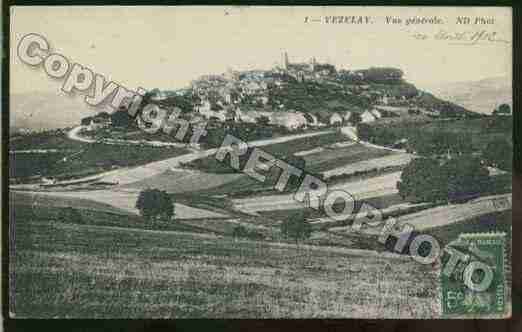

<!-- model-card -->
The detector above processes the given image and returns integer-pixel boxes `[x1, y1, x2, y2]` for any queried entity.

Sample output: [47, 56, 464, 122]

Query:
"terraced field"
[184, 131, 345, 174]
[302, 143, 396, 174]
[180, 140, 405, 199]
[322, 154, 414, 179]
[232, 172, 403, 214]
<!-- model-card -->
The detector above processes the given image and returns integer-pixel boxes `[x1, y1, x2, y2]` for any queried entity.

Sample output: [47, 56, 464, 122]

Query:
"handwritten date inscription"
[412, 30, 509, 45]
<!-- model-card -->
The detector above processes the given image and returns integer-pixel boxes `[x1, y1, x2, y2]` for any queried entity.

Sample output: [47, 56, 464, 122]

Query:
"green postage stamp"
[441, 232, 508, 317]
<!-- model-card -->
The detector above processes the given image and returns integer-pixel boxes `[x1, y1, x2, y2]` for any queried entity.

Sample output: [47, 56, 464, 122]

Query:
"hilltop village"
[91, 51, 473, 136]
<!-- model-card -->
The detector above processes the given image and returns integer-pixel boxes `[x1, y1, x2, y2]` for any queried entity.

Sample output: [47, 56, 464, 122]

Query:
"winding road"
[69, 127, 334, 186]
[13, 124, 510, 229]
[67, 125, 96, 143]
[328, 193, 512, 235]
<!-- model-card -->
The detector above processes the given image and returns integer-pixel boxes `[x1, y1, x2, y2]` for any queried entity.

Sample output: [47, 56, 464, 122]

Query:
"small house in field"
[41, 177, 56, 185]
[360, 110, 377, 123]
[233, 109, 273, 124]
[270, 112, 307, 130]
[303, 113, 320, 127]
[198, 100, 212, 113]
[379, 94, 389, 105]
[370, 109, 383, 119]
[190, 115, 205, 125]
[239, 113, 257, 123]
[235, 109, 259, 123]
[329, 112, 343, 126]
[87, 116, 111, 130]
[198, 101, 227, 122]
[315, 110, 345, 126]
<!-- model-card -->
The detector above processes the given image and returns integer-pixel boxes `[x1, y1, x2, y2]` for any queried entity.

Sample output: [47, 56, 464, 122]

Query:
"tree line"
[397, 155, 509, 204]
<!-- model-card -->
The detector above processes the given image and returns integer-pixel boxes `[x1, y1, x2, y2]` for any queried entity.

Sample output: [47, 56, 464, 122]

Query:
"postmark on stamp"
[441, 232, 507, 316]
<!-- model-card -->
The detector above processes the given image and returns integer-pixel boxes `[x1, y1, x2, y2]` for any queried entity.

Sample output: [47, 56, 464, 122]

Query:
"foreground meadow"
[10, 204, 440, 318]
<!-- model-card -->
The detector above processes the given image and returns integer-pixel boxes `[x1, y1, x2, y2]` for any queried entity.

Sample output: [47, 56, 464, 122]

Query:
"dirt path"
[329, 193, 512, 235]
[67, 125, 96, 143]
[98, 130, 334, 185]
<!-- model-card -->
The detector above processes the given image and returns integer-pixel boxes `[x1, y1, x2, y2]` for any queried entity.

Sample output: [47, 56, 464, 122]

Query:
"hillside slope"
[12, 204, 440, 318]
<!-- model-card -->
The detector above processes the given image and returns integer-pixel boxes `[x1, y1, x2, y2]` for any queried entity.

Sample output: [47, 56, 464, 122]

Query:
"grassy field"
[359, 117, 512, 154]
[425, 210, 512, 247]
[122, 169, 243, 194]
[12, 188, 230, 220]
[10, 198, 205, 234]
[10, 204, 440, 318]
[302, 143, 393, 173]
[10, 152, 68, 179]
[11, 190, 132, 216]
[10, 131, 85, 151]
[418, 117, 512, 150]
[10, 141, 189, 181]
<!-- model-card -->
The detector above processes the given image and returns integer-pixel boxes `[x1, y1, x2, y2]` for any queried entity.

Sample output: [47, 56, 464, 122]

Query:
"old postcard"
[8, 6, 512, 318]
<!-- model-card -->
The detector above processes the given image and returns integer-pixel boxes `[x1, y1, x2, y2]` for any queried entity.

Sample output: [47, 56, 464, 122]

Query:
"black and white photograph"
[7, 5, 513, 318]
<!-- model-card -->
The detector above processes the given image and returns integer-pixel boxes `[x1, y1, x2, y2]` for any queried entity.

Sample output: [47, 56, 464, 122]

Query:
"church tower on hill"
[310, 56, 317, 71]
[281, 51, 289, 70]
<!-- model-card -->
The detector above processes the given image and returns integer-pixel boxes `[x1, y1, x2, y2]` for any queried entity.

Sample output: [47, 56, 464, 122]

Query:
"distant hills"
[10, 91, 110, 133]
[424, 76, 511, 115]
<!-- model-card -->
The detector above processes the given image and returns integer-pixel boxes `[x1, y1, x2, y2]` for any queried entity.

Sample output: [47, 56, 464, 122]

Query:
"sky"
[10, 6, 512, 95]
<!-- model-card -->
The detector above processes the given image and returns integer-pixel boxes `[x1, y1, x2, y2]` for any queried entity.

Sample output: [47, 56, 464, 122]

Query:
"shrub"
[135, 189, 174, 221]
[232, 225, 264, 240]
